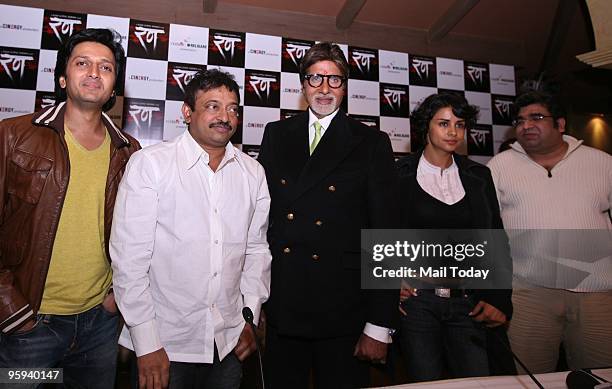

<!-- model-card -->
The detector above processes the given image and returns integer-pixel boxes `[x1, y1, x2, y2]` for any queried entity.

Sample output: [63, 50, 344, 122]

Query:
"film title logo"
[49, 17, 81, 43]
[494, 99, 511, 118]
[349, 47, 378, 80]
[412, 58, 433, 80]
[134, 26, 165, 52]
[129, 104, 160, 128]
[213, 35, 241, 62]
[172, 68, 198, 93]
[466, 65, 487, 85]
[0, 54, 34, 81]
[285, 43, 310, 67]
[383, 88, 406, 110]
[467, 124, 493, 156]
[352, 51, 375, 74]
[249, 75, 276, 101]
[470, 128, 489, 148]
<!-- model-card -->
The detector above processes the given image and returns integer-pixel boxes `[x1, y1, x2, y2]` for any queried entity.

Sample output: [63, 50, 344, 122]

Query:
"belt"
[419, 288, 470, 298]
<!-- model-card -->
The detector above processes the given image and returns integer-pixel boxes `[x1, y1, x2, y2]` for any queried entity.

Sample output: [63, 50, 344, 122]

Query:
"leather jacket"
[0, 102, 140, 333]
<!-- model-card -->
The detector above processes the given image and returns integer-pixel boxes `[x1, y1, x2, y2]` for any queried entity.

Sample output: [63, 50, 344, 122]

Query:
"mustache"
[208, 120, 233, 130]
[82, 80, 102, 87]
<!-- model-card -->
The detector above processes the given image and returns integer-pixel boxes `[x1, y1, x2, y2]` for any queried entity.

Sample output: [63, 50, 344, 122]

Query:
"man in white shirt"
[111, 69, 272, 389]
[487, 89, 612, 373]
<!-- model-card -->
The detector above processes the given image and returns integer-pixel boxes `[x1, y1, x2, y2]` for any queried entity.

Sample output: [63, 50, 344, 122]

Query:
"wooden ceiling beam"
[336, 0, 367, 30]
[539, 0, 578, 74]
[427, 0, 480, 43]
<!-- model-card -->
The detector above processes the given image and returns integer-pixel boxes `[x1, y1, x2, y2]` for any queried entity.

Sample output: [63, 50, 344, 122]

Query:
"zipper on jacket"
[36, 132, 71, 314]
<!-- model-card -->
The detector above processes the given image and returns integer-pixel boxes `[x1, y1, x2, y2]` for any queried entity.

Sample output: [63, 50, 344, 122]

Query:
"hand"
[399, 280, 418, 316]
[353, 333, 388, 364]
[137, 348, 170, 389]
[14, 317, 37, 334]
[234, 323, 257, 361]
[102, 290, 118, 315]
[469, 300, 507, 328]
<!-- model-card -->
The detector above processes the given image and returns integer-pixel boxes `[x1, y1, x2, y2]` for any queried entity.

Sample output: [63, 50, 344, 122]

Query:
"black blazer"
[397, 151, 516, 375]
[396, 151, 513, 317]
[258, 110, 399, 338]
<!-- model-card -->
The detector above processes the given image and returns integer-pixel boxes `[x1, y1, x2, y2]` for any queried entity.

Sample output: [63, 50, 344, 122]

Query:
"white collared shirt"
[416, 154, 465, 205]
[110, 131, 272, 363]
[307, 108, 339, 146]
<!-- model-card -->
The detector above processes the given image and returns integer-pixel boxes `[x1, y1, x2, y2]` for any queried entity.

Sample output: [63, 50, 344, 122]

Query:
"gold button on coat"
[283, 247, 291, 254]
[315, 220, 323, 226]
[328, 185, 336, 192]
[312, 254, 320, 260]
[287, 213, 294, 220]
[280, 178, 287, 185]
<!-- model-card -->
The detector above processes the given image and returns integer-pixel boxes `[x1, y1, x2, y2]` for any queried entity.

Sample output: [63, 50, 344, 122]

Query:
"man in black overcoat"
[258, 42, 398, 388]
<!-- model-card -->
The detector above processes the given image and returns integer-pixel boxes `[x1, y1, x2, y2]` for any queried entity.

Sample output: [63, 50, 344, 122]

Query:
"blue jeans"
[0, 304, 119, 389]
[399, 292, 489, 382]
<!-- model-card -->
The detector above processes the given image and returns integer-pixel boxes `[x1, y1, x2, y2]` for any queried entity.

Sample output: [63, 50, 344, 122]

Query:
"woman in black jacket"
[396, 93, 515, 382]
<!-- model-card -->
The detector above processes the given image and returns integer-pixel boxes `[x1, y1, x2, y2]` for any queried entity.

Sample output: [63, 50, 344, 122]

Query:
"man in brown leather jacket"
[0, 28, 139, 388]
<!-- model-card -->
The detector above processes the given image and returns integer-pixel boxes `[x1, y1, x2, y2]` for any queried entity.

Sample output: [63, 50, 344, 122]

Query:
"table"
[375, 368, 612, 388]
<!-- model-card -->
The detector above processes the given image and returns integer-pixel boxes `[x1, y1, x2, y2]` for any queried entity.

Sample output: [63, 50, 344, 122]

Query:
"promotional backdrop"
[0, 4, 517, 162]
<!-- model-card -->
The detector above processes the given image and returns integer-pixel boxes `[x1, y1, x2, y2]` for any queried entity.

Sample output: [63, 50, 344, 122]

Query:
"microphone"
[242, 307, 265, 389]
[485, 328, 544, 389]
[566, 369, 612, 389]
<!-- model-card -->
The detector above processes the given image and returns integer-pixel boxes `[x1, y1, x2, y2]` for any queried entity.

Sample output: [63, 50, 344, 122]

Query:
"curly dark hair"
[512, 90, 566, 128]
[298, 42, 349, 84]
[54, 28, 125, 112]
[183, 69, 240, 110]
[411, 93, 479, 146]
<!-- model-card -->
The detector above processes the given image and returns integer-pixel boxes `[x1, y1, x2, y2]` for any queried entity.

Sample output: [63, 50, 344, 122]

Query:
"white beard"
[310, 94, 339, 117]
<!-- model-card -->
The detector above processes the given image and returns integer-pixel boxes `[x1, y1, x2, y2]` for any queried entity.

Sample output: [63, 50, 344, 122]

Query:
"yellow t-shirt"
[39, 126, 112, 314]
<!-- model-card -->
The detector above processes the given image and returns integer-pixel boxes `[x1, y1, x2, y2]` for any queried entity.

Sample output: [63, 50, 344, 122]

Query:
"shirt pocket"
[8, 149, 53, 204]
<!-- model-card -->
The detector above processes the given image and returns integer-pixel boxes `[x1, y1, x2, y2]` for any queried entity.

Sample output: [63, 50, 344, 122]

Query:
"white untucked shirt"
[111, 131, 272, 363]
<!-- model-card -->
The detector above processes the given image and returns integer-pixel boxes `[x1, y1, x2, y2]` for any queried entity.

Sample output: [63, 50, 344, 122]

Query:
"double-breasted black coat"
[258, 110, 399, 339]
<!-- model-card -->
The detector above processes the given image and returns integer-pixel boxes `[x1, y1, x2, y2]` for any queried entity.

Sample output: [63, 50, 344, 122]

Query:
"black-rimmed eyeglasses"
[512, 113, 554, 128]
[304, 74, 346, 89]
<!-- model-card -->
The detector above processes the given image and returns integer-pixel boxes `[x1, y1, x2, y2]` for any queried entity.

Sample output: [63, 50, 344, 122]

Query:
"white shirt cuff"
[243, 295, 262, 327]
[128, 319, 163, 357]
[363, 322, 393, 344]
